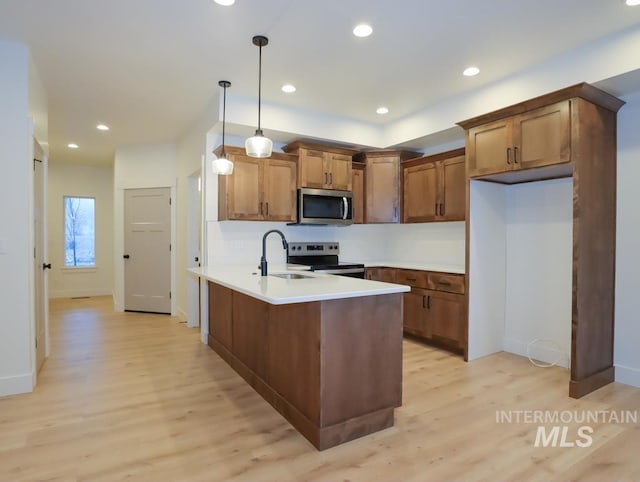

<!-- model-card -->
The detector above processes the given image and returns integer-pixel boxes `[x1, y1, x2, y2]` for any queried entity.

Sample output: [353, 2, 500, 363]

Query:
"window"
[64, 196, 96, 267]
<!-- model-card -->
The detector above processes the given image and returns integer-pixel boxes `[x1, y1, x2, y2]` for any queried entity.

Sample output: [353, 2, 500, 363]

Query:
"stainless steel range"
[287, 242, 365, 278]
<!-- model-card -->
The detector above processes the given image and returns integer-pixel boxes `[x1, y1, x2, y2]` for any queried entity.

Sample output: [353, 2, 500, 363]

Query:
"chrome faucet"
[260, 229, 288, 276]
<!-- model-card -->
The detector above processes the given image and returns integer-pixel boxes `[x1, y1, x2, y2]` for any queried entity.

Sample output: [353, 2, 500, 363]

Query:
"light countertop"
[188, 265, 410, 305]
[352, 260, 465, 275]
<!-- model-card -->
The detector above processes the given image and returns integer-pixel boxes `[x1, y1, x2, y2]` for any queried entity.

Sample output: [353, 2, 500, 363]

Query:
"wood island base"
[207, 282, 403, 450]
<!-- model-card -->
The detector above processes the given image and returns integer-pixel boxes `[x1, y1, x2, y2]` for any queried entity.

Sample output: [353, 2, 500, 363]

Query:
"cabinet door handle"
[265, 202, 269, 216]
[422, 295, 426, 308]
[440, 203, 445, 216]
[427, 295, 431, 309]
[514, 146, 519, 164]
[394, 206, 397, 219]
[506, 147, 512, 164]
[329, 172, 333, 185]
[324, 172, 328, 185]
[435, 202, 438, 215]
[260, 202, 263, 215]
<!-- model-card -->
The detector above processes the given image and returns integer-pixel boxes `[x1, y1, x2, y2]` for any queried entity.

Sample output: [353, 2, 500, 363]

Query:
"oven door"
[298, 188, 353, 225]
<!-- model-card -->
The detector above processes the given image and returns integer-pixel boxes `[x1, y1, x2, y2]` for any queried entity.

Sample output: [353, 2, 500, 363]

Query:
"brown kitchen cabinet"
[402, 148, 465, 223]
[395, 268, 466, 353]
[206, 281, 403, 450]
[283, 140, 358, 191]
[352, 162, 365, 224]
[403, 287, 432, 338]
[458, 83, 626, 397]
[208, 282, 233, 350]
[465, 101, 571, 179]
[365, 267, 397, 283]
[354, 150, 421, 223]
[216, 145, 297, 222]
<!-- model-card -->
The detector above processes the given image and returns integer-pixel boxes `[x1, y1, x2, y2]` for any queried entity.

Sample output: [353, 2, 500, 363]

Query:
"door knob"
[42, 263, 51, 270]
[123, 254, 130, 259]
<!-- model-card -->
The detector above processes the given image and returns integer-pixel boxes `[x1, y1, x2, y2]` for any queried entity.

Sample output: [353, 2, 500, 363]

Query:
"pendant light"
[245, 35, 273, 158]
[212, 80, 234, 175]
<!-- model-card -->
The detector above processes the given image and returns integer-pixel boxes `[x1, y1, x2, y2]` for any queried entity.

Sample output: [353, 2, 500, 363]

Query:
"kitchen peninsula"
[189, 266, 410, 450]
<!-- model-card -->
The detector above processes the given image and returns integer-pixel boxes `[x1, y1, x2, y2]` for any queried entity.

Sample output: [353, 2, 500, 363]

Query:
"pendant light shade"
[245, 35, 273, 158]
[212, 80, 234, 175]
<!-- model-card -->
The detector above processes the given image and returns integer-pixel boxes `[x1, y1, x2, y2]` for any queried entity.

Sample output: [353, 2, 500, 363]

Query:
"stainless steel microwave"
[290, 188, 353, 226]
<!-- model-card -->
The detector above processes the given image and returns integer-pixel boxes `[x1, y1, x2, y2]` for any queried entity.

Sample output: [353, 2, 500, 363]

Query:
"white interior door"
[33, 154, 48, 372]
[124, 188, 171, 314]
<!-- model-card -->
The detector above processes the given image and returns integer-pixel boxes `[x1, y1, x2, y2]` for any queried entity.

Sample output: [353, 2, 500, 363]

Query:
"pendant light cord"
[222, 83, 227, 157]
[257, 43, 262, 133]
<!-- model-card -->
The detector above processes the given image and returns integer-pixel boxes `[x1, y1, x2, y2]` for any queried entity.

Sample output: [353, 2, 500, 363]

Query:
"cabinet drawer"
[395, 269, 429, 288]
[428, 273, 465, 294]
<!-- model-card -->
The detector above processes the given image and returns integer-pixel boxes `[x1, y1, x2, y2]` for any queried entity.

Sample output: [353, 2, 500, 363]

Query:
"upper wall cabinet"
[216, 146, 297, 222]
[353, 150, 421, 223]
[402, 148, 465, 223]
[465, 101, 571, 179]
[283, 141, 358, 191]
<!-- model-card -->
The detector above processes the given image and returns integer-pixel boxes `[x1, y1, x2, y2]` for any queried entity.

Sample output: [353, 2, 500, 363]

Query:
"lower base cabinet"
[367, 267, 466, 353]
[207, 281, 403, 450]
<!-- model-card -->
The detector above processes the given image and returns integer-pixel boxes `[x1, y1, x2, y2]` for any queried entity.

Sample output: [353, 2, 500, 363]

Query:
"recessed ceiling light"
[463, 66, 480, 77]
[353, 24, 373, 38]
[96, 124, 109, 131]
[213, 0, 235, 5]
[376, 107, 389, 115]
[68, 143, 79, 149]
[281, 84, 296, 93]
[625, 0, 640, 5]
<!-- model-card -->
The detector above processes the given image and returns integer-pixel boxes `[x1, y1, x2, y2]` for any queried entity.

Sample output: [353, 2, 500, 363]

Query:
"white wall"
[468, 178, 573, 367]
[207, 220, 465, 268]
[503, 179, 573, 368]
[614, 92, 640, 387]
[0, 42, 34, 396]
[175, 96, 217, 323]
[47, 164, 114, 298]
[113, 144, 177, 312]
[467, 181, 507, 361]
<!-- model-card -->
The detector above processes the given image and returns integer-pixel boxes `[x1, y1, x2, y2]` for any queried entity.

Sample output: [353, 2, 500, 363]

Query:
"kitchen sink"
[270, 272, 314, 280]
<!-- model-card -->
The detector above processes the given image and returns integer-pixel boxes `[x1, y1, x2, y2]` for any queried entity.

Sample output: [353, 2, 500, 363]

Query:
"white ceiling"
[0, 0, 639, 166]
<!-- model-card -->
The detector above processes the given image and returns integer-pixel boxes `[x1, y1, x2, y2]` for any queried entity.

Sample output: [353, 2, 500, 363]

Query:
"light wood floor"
[1, 296, 639, 481]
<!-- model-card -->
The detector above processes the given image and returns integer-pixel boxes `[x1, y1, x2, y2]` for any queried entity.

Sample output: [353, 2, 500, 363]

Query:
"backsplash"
[206, 220, 465, 267]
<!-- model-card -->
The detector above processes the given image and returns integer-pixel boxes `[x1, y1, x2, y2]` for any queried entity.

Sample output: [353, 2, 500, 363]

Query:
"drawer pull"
[406, 278, 417, 282]
[437, 280, 452, 286]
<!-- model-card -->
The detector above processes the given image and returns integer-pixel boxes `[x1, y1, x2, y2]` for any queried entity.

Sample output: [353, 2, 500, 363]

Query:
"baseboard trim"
[49, 289, 113, 299]
[0, 372, 34, 397]
[503, 337, 570, 368]
[176, 308, 188, 323]
[570, 366, 615, 398]
[615, 363, 640, 388]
